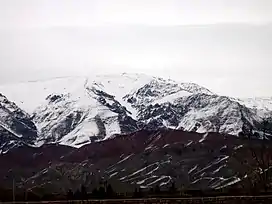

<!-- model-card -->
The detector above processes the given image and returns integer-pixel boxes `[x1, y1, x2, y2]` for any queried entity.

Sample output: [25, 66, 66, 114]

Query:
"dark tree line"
[66, 183, 116, 200]
[66, 182, 178, 200]
[1, 180, 268, 202]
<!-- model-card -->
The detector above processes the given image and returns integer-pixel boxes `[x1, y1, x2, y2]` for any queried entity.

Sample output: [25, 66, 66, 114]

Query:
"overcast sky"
[0, 0, 271, 97]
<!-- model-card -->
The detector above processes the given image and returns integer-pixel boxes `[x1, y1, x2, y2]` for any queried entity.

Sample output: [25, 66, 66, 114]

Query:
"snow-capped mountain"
[0, 73, 271, 149]
[235, 97, 272, 117]
[0, 93, 38, 153]
[32, 82, 138, 147]
[125, 82, 267, 135]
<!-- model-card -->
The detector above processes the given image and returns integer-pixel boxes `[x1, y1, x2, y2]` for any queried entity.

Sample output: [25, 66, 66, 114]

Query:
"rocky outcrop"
[0, 93, 38, 153]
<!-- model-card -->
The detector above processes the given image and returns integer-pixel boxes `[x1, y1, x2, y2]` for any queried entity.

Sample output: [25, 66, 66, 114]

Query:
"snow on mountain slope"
[151, 90, 192, 105]
[176, 94, 261, 135]
[235, 97, 272, 117]
[0, 74, 150, 118]
[132, 92, 263, 135]
[32, 80, 136, 147]
[0, 73, 212, 116]
[120, 77, 260, 135]
[87, 73, 154, 119]
[0, 74, 148, 147]
[0, 93, 38, 153]
[0, 77, 89, 114]
[123, 77, 213, 108]
[0, 73, 270, 148]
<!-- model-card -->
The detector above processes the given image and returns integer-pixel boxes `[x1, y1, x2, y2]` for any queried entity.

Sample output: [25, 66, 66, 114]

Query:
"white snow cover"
[152, 90, 192, 105]
[199, 133, 209, 143]
[0, 74, 148, 147]
[237, 97, 272, 112]
[0, 77, 86, 114]
[59, 120, 99, 148]
[0, 73, 270, 148]
[0, 74, 151, 116]
[177, 95, 256, 135]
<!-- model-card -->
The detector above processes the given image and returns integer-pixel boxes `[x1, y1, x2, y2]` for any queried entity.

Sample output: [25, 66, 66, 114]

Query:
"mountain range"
[0, 73, 271, 152]
[1, 73, 272, 196]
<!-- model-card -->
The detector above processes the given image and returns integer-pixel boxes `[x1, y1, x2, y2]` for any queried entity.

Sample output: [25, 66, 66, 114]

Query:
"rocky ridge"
[0, 73, 270, 150]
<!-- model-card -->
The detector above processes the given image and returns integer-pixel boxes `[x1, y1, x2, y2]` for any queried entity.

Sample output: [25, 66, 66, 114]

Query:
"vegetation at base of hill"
[1, 182, 272, 202]
[1, 119, 272, 202]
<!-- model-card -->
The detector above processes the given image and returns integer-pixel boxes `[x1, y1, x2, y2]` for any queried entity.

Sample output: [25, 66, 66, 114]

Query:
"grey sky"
[1, 0, 271, 27]
[0, 0, 271, 97]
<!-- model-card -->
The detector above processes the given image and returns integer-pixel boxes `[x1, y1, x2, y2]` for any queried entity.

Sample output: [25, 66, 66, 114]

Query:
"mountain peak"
[0, 73, 271, 150]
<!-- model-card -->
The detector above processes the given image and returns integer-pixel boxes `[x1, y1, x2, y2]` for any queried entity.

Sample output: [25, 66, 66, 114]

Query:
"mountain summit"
[0, 73, 271, 149]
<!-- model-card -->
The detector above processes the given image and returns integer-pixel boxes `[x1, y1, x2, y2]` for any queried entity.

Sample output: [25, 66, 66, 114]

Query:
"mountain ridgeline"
[0, 73, 271, 151]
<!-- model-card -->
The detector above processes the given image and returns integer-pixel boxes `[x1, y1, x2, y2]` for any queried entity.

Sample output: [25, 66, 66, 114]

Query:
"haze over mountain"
[0, 0, 271, 98]
[0, 24, 271, 98]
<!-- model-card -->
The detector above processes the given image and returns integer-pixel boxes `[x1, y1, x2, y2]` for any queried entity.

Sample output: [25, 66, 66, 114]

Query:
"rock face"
[0, 93, 38, 153]
[0, 73, 271, 149]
